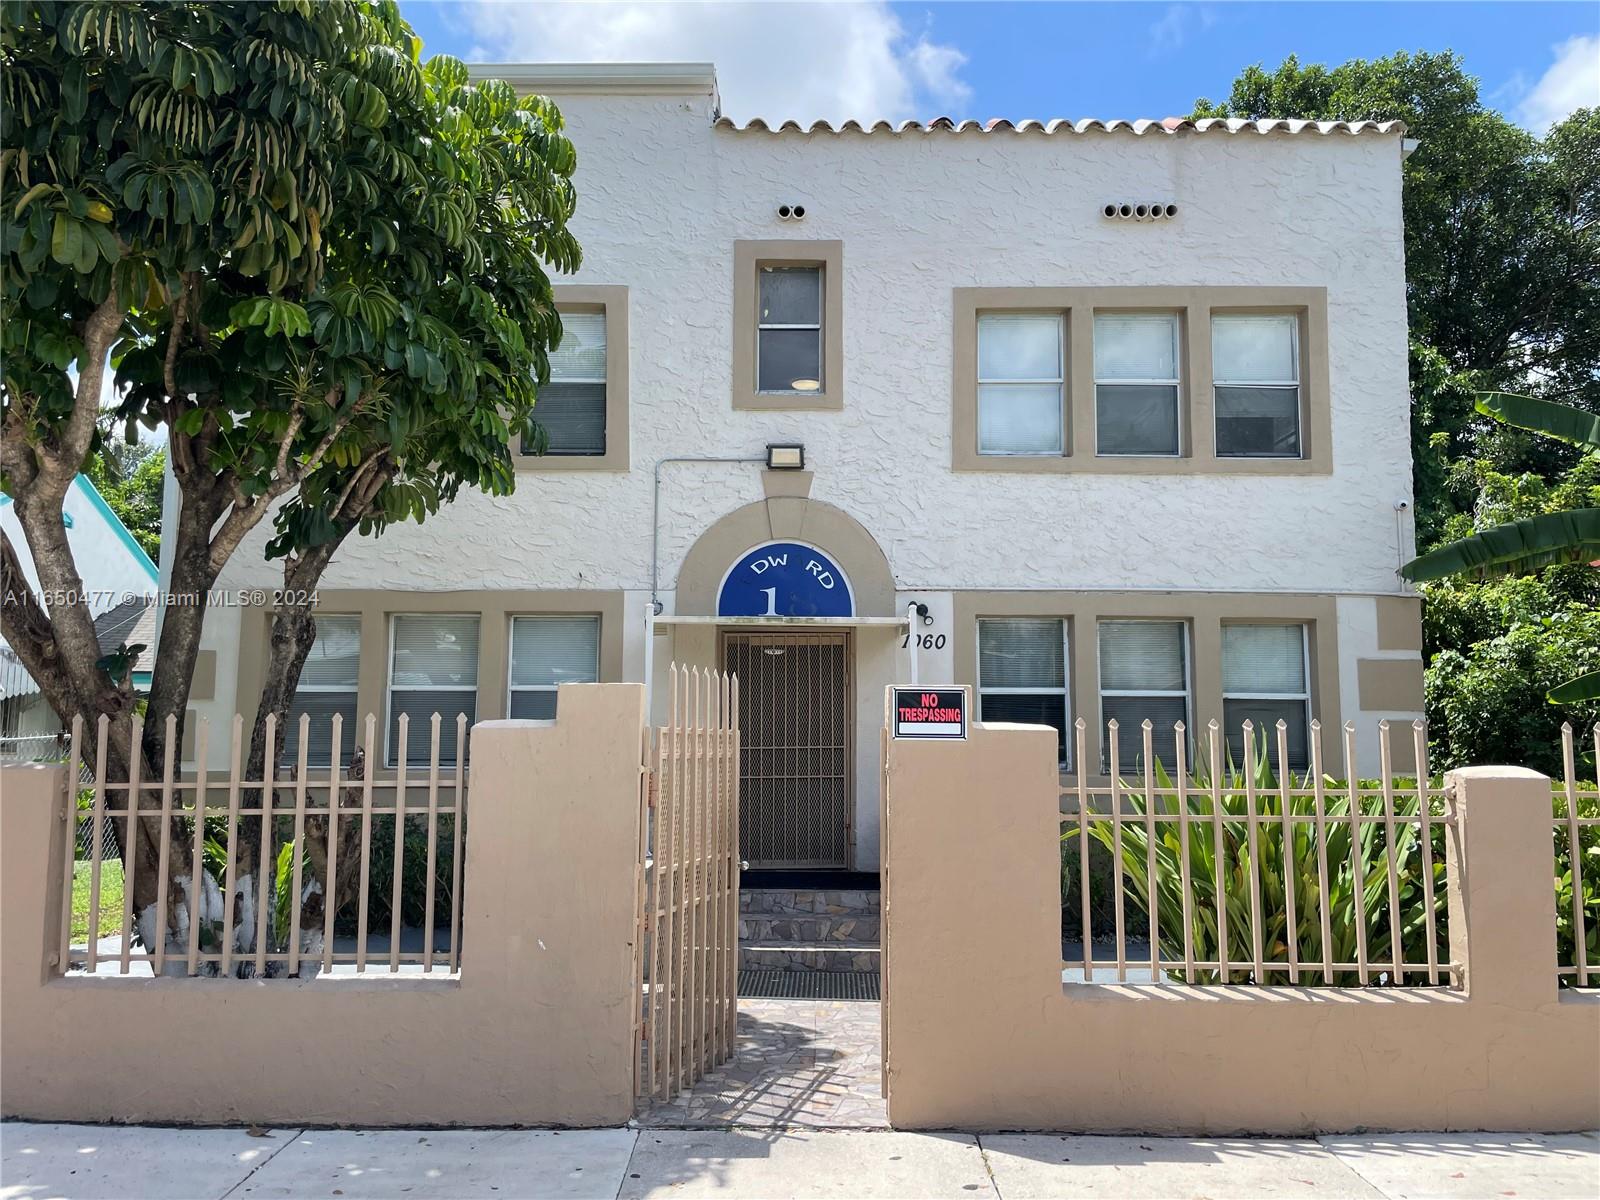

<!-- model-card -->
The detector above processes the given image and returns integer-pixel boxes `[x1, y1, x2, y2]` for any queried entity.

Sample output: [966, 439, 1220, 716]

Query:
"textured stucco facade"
[190, 65, 1423, 866]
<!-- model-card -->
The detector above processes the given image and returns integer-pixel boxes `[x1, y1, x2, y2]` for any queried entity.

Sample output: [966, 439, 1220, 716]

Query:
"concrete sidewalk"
[3, 1123, 1596, 1200]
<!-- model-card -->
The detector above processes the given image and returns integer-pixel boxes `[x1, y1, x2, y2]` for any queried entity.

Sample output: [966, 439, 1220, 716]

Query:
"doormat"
[737, 969, 881, 1001]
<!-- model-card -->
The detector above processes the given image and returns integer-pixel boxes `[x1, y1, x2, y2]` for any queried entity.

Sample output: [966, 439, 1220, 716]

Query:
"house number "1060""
[900, 633, 946, 650]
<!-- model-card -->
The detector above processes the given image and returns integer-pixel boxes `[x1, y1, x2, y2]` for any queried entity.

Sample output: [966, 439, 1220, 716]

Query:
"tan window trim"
[733, 240, 844, 411]
[952, 286, 1331, 474]
[951, 590, 1340, 786]
[234, 590, 625, 782]
[517, 284, 630, 472]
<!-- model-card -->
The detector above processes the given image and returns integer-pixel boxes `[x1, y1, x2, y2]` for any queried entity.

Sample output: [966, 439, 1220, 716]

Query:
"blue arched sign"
[716, 541, 854, 618]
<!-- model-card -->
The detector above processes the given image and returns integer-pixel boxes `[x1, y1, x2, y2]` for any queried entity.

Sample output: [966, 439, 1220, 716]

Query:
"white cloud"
[462, 0, 971, 123]
[1515, 34, 1600, 133]
[1148, 3, 1216, 60]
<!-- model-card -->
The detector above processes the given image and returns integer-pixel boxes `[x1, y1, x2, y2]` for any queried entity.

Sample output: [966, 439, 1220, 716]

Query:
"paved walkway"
[3, 1123, 1596, 1198]
[640, 999, 884, 1127]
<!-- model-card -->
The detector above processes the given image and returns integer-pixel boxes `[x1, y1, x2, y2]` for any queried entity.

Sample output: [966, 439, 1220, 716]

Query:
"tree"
[1402, 393, 1600, 703]
[85, 441, 163, 559]
[1, 1, 579, 967]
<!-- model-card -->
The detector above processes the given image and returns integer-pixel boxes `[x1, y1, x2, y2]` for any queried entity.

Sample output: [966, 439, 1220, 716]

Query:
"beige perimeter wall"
[1, 685, 647, 1127]
[880, 690, 1600, 1134]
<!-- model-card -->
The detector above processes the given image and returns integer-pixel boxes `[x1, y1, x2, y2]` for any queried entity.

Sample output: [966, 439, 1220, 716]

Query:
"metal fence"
[1557, 722, 1599, 988]
[637, 665, 740, 1105]
[1061, 717, 1456, 987]
[1061, 717, 1600, 990]
[61, 710, 467, 978]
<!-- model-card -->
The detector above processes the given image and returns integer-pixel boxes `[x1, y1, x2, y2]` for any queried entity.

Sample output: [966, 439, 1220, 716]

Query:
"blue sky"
[398, 1, 1598, 131]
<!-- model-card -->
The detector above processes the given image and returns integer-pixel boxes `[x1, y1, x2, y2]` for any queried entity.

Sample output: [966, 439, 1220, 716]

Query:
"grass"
[70, 858, 125, 943]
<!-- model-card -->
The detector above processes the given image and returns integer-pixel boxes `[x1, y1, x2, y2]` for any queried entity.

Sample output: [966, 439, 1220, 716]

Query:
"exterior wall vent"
[1103, 202, 1178, 221]
[777, 204, 807, 221]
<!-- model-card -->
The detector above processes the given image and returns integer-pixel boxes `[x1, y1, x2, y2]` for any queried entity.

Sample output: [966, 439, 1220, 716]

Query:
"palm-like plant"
[1401, 392, 1600, 702]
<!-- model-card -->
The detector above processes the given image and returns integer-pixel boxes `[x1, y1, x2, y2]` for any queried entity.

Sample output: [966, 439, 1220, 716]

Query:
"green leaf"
[1475, 392, 1600, 451]
[1547, 669, 1600, 705]
[1401, 509, 1600, 581]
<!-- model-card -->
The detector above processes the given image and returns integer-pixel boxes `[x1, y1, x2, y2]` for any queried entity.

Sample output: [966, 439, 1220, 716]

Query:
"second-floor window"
[1094, 313, 1181, 456]
[524, 310, 608, 457]
[757, 265, 823, 394]
[977, 314, 1065, 455]
[1214, 314, 1301, 458]
[388, 614, 479, 766]
[282, 615, 360, 768]
[508, 615, 600, 719]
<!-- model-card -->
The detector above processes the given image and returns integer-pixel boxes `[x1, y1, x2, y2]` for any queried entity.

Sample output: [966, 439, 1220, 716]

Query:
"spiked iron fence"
[638, 665, 741, 1105]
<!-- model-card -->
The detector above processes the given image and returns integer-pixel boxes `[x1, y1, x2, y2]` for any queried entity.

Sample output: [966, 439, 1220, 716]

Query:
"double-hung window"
[507, 615, 600, 719]
[977, 314, 1065, 455]
[977, 618, 1070, 767]
[524, 310, 608, 457]
[387, 615, 479, 766]
[282, 615, 360, 768]
[1223, 623, 1311, 770]
[1098, 620, 1190, 774]
[1213, 314, 1301, 457]
[1094, 313, 1181, 456]
[757, 266, 824, 394]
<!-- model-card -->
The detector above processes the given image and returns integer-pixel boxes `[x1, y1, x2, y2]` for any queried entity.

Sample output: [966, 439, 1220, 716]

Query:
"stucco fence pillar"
[1, 683, 646, 1127]
[879, 688, 1600, 1134]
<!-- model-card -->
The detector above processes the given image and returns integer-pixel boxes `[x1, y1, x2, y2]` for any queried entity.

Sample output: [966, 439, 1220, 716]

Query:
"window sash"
[1093, 313, 1180, 384]
[1212, 314, 1298, 385]
[387, 615, 480, 766]
[1097, 620, 1191, 773]
[1222, 624, 1310, 700]
[978, 617, 1070, 768]
[507, 615, 600, 718]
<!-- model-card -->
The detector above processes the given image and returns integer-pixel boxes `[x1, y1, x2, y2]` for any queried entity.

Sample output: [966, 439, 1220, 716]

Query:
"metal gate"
[635, 664, 741, 1106]
[722, 631, 852, 869]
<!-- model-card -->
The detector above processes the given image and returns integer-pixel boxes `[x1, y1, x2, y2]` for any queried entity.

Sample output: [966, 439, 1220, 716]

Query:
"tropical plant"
[1062, 727, 1450, 986]
[1402, 393, 1600, 703]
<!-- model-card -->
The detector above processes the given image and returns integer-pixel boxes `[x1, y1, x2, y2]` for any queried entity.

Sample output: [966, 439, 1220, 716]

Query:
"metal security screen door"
[722, 631, 852, 868]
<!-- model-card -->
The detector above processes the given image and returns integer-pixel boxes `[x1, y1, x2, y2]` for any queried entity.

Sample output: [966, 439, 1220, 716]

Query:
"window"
[757, 266, 823, 394]
[1095, 313, 1181, 456]
[387, 615, 479, 766]
[281, 615, 359, 768]
[1098, 620, 1190, 774]
[508, 615, 600, 719]
[1223, 624, 1311, 770]
[522, 310, 607, 457]
[1214, 315, 1301, 458]
[978, 618, 1070, 767]
[977, 314, 1064, 455]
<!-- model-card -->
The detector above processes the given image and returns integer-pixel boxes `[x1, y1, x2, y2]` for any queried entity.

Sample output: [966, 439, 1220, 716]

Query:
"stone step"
[739, 888, 881, 918]
[739, 942, 881, 974]
[739, 913, 881, 945]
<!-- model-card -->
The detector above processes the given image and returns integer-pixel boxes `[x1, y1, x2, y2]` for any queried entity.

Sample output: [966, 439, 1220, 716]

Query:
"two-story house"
[181, 62, 1423, 878]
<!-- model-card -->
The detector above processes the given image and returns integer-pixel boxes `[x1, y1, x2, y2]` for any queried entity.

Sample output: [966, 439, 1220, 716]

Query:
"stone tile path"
[638, 999, 885, 1128]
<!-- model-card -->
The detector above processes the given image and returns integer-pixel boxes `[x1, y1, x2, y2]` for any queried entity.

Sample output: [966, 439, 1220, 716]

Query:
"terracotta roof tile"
[714, 116, 1406, 138]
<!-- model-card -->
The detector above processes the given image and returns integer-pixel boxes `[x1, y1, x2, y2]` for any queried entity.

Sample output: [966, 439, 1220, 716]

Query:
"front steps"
[739, 888, 881, 977]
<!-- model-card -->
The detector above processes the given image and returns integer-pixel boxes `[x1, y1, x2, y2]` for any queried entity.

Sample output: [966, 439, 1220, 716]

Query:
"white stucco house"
[179, 62, 1423, 876]
[2, 475, 159, 757]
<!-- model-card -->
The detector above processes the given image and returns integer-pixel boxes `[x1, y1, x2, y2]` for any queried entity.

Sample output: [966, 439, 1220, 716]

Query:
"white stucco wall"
[2, 477, 158, 614]
[214, 88, 1413, 600]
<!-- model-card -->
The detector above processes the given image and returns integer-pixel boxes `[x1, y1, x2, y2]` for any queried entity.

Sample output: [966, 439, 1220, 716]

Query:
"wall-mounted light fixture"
[766, 443, 805, 470]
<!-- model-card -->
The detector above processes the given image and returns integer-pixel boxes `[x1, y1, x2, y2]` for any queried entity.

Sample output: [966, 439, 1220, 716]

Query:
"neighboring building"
[1, 476, 159, 758]
[182, 63, 1424, 875]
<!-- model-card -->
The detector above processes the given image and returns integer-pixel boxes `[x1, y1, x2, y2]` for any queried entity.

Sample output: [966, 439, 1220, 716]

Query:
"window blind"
[1094, 314, 1177, 380]
[297, 616, 360, 687]
[390, 615, 480, 688]
[1222, 624, 1307, 694]
[1214, 314, 1300, 458]
[548, 312, 606, 380]
[979, 617, 1064, 688]
[510, 616, 600, 688]
[1099, 621, 1186, 691]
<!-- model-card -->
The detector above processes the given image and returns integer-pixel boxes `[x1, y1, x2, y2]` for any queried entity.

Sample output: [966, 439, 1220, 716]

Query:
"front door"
[722, 631, 852, 869]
